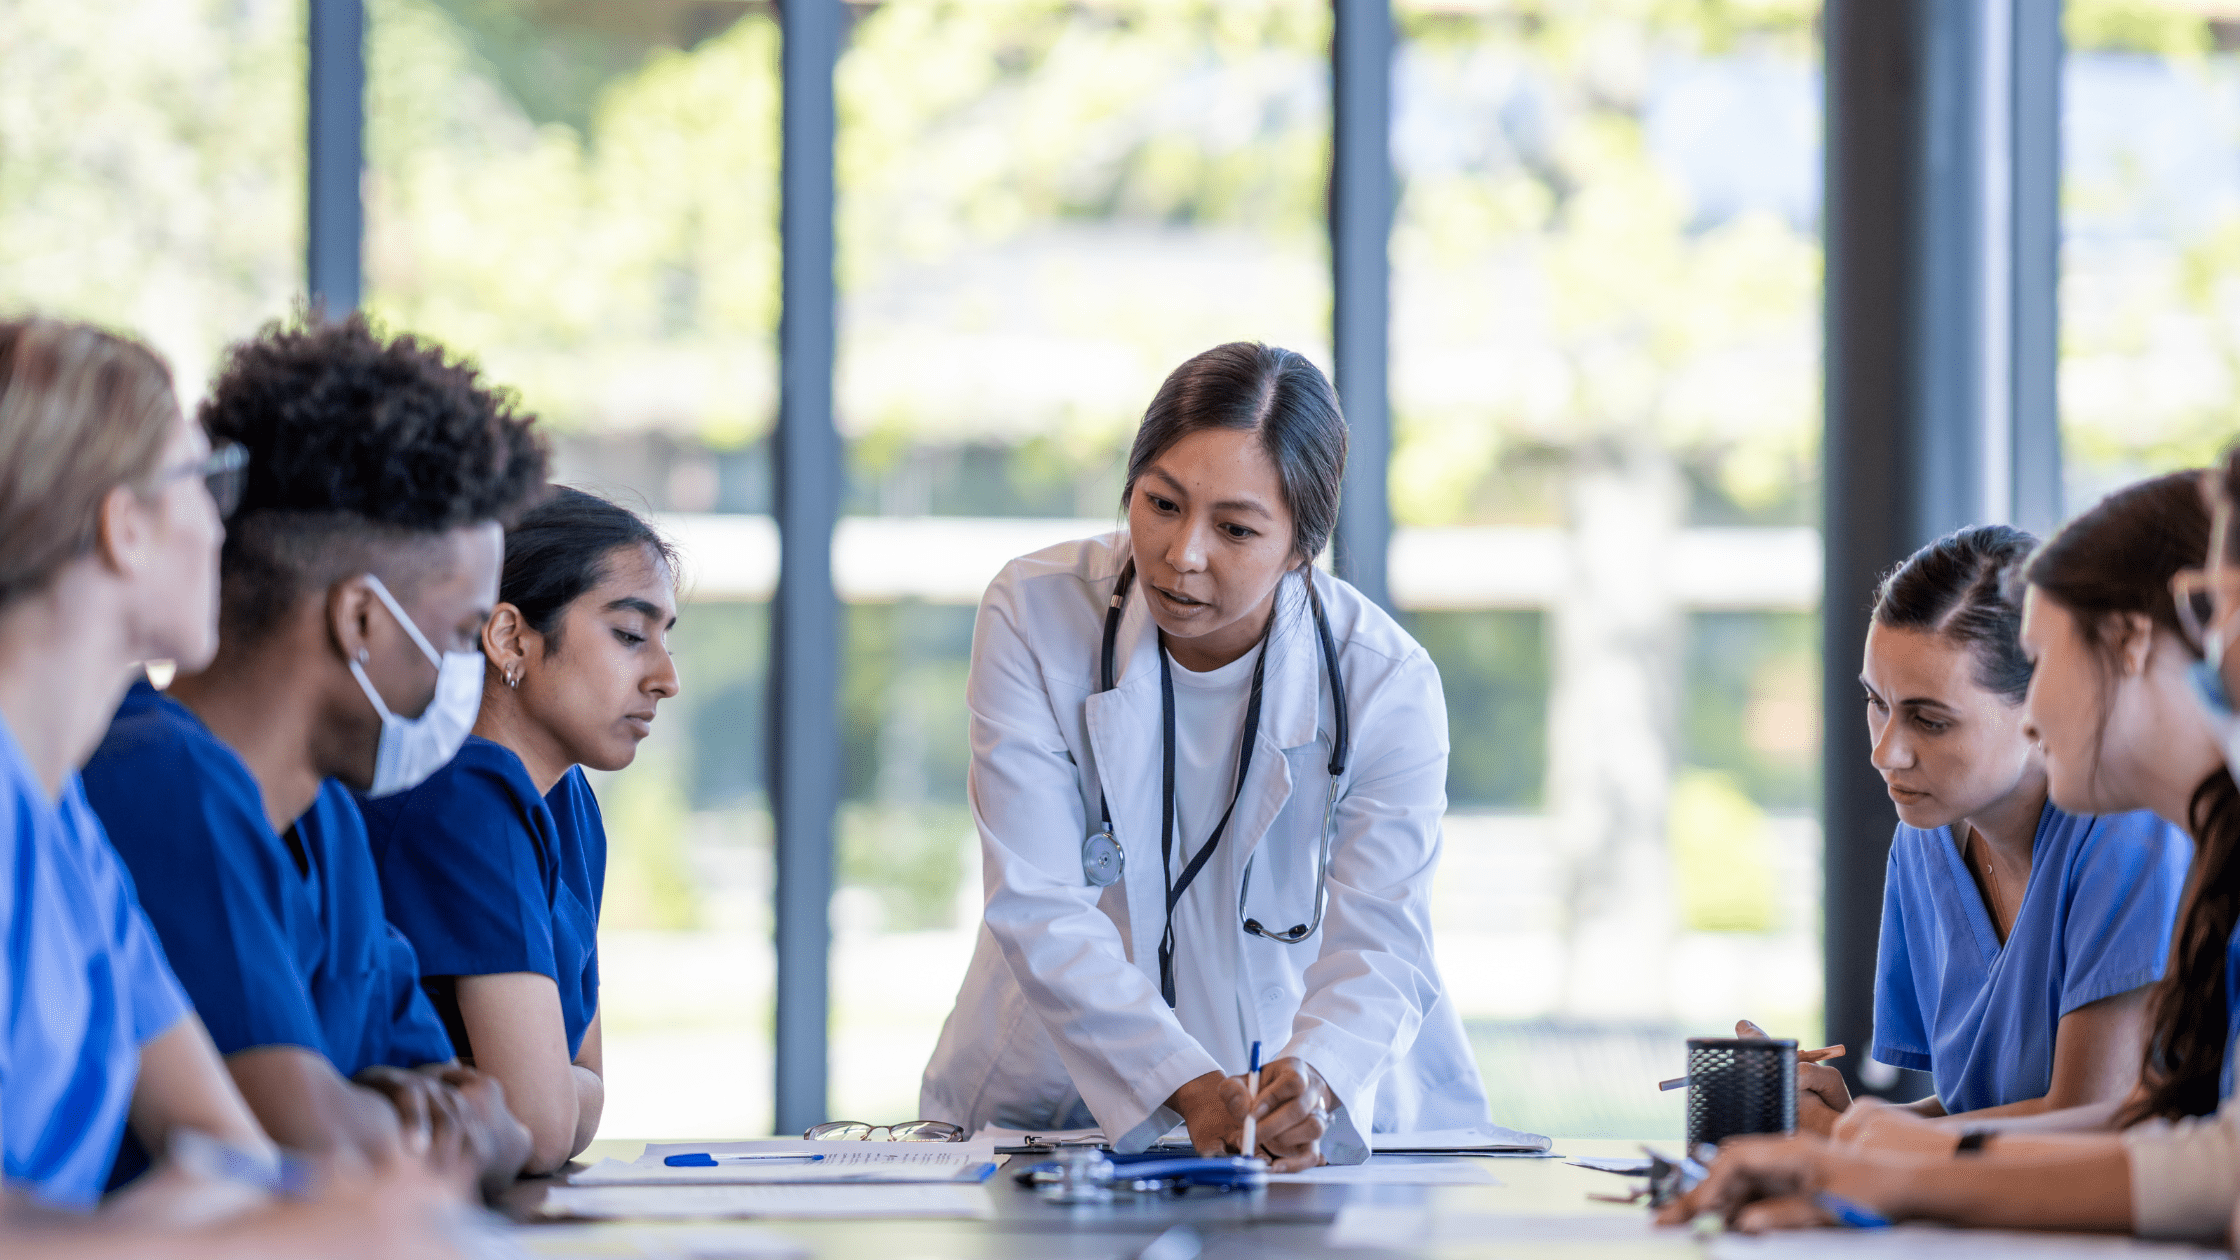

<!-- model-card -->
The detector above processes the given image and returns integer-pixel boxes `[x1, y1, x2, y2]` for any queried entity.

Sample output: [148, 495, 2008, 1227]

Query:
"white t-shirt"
[1162, 639, 1262, 1070]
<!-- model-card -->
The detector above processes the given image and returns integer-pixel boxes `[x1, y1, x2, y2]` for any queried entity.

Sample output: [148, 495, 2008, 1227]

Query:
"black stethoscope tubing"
[1091, 560, 1351, 1007]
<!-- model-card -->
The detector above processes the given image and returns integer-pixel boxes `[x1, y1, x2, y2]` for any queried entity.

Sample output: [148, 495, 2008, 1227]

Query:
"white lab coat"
[919, 532, 1490, 1162]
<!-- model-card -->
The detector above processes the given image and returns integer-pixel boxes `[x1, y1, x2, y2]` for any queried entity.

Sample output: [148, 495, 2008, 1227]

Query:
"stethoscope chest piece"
[1082, 828, 1124, 887]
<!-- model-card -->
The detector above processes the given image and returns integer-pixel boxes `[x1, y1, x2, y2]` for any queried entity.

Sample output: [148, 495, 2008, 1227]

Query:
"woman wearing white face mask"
[920, 343, 1492, 1171]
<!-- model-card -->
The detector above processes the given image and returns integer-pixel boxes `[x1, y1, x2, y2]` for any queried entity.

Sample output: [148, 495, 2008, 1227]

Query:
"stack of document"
[1369, 1126, 1553, 1156]
[544, 1140, 1002, 1222]
[571, 1139, 1000, 1186]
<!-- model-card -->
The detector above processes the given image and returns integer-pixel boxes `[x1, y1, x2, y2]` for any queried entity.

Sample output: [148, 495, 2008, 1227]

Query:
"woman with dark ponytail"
[1656, 472, 2240, 1241]
[362, 486, 680, 1174]
[1775, 525, 2189, 1137]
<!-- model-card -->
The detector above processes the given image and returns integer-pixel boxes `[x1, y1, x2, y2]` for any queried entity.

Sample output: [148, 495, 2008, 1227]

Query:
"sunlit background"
[3, 0, 2234, 1140]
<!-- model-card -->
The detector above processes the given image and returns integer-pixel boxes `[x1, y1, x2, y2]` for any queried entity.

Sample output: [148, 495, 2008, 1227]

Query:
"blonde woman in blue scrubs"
[0, 317, 460, 1254]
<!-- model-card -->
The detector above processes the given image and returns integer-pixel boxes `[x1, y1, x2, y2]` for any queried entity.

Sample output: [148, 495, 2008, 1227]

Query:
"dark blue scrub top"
[1872, 802, 2190, 1114]
[361, 736, 605, 1060]
[0, 714, 190, 1208]
[80, 682, 454, 1077]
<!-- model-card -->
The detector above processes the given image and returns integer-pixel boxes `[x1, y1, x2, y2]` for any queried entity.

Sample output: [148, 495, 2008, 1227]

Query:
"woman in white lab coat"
[920, 342, 1490, 1170]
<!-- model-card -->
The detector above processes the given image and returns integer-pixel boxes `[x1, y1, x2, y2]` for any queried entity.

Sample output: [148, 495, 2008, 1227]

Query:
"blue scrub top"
[0, 714, 191, 1208]
[361, 736, 605, 1060]
[80, 681, 454, 1077]
[1872, 801, 2190, 1114]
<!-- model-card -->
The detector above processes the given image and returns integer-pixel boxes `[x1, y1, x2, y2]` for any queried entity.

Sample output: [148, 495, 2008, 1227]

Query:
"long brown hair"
[2025, 471, 2225, 1122]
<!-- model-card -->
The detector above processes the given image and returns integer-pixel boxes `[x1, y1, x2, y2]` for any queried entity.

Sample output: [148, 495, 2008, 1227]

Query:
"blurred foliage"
[2059, 5, 2240, 500]
[1667, 768, 1775, 931]
[1682, 611, 1818, 810]
[2066, 0, 2214, 56]
[1389, 0, 1820, 529]
[599, 745, 702, 929]
[1407, 609, 1550, 808]
[838, 804, 972, 932]
[0, 0, 304, 394]
[670, 601, 768, 811]
[843, 602, 974, 806]
[365, 0, 780, 446]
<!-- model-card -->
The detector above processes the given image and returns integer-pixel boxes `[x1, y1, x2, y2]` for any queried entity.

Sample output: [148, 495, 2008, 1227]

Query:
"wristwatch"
[1954, 1129, 1994, 1155]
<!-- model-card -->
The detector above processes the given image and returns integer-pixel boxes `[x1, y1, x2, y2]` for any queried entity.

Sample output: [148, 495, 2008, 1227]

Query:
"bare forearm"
[569, 1067, 602, 1161]
[226, 1049, 399, 1160]
[1950, 1098, 2124, 1135]
[1890, 1140, 2132, 1231]
[1939, 1095, 2050, 1123]
[129, 1020, 271, 1157]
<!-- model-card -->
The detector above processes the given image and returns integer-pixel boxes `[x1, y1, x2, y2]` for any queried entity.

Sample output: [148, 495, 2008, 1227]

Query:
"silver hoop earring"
[506, 669, 521, 690]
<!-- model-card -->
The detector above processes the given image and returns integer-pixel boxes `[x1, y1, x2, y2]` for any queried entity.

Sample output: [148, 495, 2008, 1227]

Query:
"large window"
[1390, 2, 1822, 1137]
[364, 0, 781, 1139]
[829, 0, 1335, 1125]
[2061, 2, 2240, 501]
[0, 0, 303, 396]
[9, 0, 1840, 1145]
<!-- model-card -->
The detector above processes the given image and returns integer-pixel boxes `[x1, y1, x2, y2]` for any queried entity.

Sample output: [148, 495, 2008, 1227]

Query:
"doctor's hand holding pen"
[1735, 1020, 1853, 1137]
[1216, 1054, 1333, 1172]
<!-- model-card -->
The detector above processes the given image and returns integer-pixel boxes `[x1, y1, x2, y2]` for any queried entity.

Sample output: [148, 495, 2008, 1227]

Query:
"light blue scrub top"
[0, 714, 191, 1208]
[1873, 802, 2190, 1114]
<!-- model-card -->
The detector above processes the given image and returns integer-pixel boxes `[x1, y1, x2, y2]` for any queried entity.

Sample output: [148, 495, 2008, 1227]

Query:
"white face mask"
[348, 572, 483, 798]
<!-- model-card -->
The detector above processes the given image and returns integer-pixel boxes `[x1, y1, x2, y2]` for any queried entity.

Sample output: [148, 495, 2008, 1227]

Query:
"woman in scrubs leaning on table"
[1787, 525, 2189, 1136]
[362, 487, 678, 1175]
[1662, 471, 2240, 1241]
[920, 342, 1489, 1171]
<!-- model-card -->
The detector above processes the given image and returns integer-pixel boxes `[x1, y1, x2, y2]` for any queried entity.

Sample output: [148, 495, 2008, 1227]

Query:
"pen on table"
[1816, 1191, 1891, 1229]
[1659, 1044, 1846, 1091]
[663, 1152, 827, 1167]
[1241, 1040, 1262, 1160]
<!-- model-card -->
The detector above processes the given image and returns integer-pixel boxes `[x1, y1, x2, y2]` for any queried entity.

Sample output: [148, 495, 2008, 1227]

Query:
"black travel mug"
[1684, 1036, 1797, 1150]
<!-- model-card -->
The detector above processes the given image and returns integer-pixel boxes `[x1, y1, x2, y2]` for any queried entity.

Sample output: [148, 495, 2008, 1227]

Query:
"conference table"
[494, 1138, 2226, 1259]
[499, 1137, 1654, 1258]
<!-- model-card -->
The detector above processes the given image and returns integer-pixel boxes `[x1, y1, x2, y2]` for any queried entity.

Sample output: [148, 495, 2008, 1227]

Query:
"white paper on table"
[1268, 1157, 1501, 1186]
[973, 1124, 1195, 1150]
[1326, 1205, 1665, 1248]
[516, 1222, 810, 1258]
[1568, 1155, 1654, 1175]
[570, 1140, 998, 1186]
[1711, 1225, 2227, 1258]
[541, 1183, 996, 1221]
[973, 1125, 1114, 1150]
[1369, 1125, 1552, 1154]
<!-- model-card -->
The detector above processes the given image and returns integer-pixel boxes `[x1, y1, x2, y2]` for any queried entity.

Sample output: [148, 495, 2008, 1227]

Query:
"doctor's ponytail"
[1124, 343, 1346, 566]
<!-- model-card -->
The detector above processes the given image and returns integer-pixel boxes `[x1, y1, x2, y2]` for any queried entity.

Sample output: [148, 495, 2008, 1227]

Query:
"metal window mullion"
[307, 0, 365, 315]
[772, 0, 841, 1137]
[1331, 0, 1393, 609]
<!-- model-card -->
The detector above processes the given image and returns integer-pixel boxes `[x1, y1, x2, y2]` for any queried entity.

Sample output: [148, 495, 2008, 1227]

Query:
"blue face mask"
[347, 573, 484, 798]
[2189, 627, 2240, 778]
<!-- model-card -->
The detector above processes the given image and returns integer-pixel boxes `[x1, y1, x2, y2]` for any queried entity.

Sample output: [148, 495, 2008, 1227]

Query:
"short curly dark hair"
[203, 313, 548, 640]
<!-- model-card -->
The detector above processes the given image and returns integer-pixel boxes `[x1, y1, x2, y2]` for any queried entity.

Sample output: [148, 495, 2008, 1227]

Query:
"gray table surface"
[499, 1137, 1676, 1259]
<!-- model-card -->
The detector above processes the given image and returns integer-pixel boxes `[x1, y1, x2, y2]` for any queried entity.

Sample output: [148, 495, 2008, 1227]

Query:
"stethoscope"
[1081, 560, 1351, 1007]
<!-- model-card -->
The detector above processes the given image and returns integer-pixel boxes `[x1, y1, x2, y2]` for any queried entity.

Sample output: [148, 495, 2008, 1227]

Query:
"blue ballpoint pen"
[1816, 1191, 1892, 1229]
[1242, 1040, 1264, 1160]
[663, 1152, 827, 1167]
